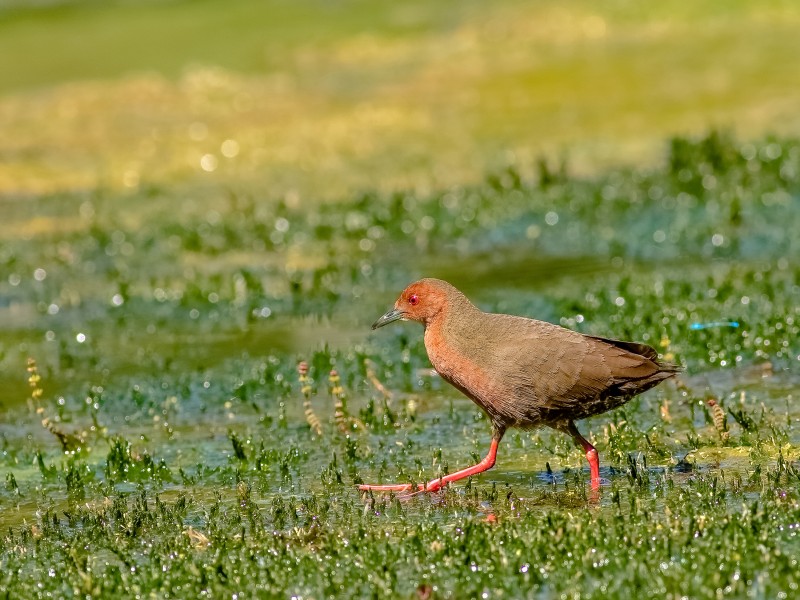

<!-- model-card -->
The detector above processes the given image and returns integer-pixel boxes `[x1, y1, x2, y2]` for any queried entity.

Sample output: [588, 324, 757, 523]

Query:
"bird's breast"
[424, 326, 495, 404]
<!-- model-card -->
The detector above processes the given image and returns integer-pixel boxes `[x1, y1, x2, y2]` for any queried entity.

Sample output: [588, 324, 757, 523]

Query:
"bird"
[360, 278, 680, 494]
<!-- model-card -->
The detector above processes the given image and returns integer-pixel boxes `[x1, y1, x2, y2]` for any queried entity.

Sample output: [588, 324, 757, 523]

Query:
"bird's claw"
[357, 483, 414, 493]
[397, 481, 445, 499]
[358, 480, 446, 498]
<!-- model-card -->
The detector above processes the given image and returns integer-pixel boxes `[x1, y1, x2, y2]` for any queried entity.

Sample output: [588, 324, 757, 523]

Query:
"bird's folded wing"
[487, 319, 661, 411]
[585, 335, 659, 361]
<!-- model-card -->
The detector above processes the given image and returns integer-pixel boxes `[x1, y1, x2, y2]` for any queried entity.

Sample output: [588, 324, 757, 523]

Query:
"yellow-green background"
[2, 0, 799, 202]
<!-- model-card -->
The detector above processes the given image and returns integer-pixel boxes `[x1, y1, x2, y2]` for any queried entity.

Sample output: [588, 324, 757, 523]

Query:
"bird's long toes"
[357, 483, 413, 492]
[397, 487, 436, 500]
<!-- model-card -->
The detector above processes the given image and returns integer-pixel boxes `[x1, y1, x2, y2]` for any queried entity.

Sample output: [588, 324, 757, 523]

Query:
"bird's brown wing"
[475, 315, 671, 425]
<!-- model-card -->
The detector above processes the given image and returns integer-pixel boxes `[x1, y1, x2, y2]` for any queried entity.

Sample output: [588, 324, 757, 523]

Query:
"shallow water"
[1, 134, 799, 597]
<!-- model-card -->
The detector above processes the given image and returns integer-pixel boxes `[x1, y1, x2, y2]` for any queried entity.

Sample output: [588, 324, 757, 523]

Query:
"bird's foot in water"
[587, 474, 612, 503]
[359, 439, 499, 498]
[358, 478, 446, 497]
[358, 482, 414, 493]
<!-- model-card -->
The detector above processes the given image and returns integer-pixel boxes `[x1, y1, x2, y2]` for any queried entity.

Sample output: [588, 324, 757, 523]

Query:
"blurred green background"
[2, 0, 799, 199]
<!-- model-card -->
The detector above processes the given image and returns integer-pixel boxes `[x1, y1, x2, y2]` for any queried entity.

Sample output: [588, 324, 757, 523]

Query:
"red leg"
[585, 447, 600, 489]
[415, 437, 500, 493]
[359, 434, 502, 494]
[563, 421, 601, 491]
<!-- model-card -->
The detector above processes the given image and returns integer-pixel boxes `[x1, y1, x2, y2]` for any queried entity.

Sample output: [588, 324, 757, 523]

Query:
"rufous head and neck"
[372, 278, 475, 331]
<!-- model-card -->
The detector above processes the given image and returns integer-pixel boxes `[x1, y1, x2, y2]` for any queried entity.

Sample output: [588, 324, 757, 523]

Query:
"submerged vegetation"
[0, 131, 799, 597]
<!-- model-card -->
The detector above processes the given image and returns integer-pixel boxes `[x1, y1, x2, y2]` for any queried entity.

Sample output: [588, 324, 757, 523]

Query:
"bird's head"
[372, 278, 461, 330]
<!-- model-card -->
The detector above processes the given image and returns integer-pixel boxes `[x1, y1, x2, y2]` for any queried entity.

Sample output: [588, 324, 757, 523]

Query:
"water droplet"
[221, 139, 240, 158]
[200, 154, 218, 172]
[253, 307, 271, 319]
[526, 225, 541, 239]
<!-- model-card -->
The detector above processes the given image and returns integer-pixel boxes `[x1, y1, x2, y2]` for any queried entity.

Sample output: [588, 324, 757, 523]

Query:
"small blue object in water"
[689, 321, 740, 330]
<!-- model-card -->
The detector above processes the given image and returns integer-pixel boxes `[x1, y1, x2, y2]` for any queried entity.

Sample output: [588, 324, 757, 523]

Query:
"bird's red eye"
[408, 294, 419, 306]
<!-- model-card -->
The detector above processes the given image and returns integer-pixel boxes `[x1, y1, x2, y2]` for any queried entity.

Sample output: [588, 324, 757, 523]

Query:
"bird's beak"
[372, 307, 405, 330]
